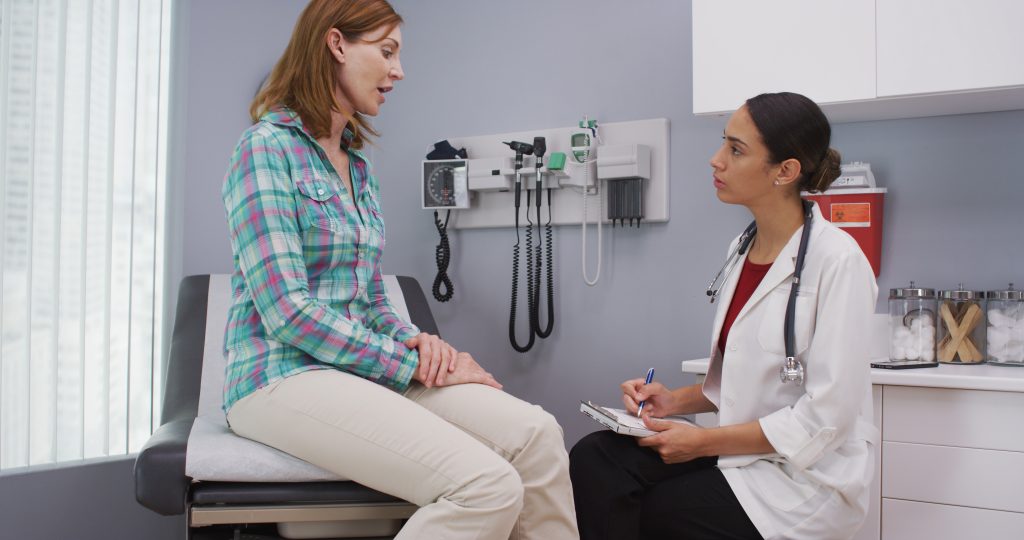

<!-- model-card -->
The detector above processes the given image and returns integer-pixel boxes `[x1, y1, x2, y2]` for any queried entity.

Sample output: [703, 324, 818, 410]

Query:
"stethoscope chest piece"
[780, 356, 805, 385]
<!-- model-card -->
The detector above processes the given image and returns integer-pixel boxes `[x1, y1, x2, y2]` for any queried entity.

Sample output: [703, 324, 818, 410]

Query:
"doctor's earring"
[773, 179, 781, 186]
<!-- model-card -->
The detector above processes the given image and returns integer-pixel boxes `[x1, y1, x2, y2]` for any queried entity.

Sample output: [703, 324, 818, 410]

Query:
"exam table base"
[190, 501, 416, 526]
[190, 502, 415, 538]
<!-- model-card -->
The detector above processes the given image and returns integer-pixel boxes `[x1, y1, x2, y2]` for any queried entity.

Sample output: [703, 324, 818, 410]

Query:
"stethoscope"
[705, 199, 814, 386]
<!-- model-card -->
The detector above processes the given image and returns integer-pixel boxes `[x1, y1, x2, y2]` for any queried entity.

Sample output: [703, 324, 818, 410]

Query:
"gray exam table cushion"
[186, 274, 412, 482]
[135, 273, 434, 516]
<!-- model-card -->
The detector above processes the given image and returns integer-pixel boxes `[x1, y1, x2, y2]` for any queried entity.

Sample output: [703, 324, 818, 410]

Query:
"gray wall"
[174, 0, 1024, 446]
[0, 457, 183, 540]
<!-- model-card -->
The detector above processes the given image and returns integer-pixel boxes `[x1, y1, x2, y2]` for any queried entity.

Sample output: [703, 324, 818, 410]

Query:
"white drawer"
[882, 442, 1024, 513]
[882, 498, 1024, 540]
[883, 386, 1024, 451]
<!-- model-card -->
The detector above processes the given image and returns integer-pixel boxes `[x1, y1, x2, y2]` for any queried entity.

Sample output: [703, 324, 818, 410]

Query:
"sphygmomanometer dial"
[426, 165, 456, 207]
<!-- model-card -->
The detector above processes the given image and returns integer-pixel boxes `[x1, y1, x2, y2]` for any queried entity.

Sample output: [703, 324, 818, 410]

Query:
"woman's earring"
[773, 179, 780, 186]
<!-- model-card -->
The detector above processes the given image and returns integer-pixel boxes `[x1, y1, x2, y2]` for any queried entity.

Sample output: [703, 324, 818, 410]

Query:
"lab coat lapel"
[731, 227, 800, 326]
[731, 203, 826, 325]
[709, 248, 748, 352]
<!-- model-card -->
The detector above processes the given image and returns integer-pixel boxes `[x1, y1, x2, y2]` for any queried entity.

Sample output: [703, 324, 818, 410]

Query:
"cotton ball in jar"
[989, 326, 1010, 350]
[989, 309, 1012, 328]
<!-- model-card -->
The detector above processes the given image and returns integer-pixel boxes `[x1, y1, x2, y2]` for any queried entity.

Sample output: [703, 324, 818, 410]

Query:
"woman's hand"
[636, 415, 707, 464]
[440, 352, 503, 390]
[405, 333, 458, 388]
[621, 378, 678, 417]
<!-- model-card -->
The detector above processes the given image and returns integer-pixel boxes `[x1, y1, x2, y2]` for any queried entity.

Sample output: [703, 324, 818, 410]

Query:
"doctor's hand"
[405, 332, 458, 388]
[637, 415, 707, 464]
[437, 352, 503, 390]
[621, 379, 678, 417]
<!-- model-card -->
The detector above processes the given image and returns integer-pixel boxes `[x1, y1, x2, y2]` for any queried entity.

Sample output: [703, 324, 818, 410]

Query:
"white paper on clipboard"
[580, 400, 695, 438]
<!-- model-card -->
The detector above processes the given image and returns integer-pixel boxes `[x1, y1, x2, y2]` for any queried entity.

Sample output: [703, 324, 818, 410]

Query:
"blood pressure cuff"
[425, 140, 467, 160]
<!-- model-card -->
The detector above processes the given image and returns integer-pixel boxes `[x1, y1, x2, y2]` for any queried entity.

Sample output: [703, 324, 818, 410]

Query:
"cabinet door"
[877, 0, 1024, 96]
[692, 0, 876, 115]
[882, 499, 1024, 540]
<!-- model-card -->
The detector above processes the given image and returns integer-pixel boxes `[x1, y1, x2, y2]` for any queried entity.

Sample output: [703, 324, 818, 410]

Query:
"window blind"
[0, 0, 171, 469]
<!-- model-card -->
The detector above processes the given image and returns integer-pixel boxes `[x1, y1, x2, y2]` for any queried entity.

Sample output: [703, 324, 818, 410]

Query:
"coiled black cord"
[525, 191, 537, 330]
[431, 210, 454, 302]
[534, 189, 555, 337]
[509, 202, 536, 352]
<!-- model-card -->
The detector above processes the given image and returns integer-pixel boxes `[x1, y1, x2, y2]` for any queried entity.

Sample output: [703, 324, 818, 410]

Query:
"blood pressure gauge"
[422, 159, 469, 209]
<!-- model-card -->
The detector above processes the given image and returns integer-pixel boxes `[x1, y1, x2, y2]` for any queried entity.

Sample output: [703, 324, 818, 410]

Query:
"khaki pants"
[227, 369, 579, 540]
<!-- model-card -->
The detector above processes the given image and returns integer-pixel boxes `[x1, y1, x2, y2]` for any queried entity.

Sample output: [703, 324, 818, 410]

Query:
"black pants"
[569, 431, 762, 540]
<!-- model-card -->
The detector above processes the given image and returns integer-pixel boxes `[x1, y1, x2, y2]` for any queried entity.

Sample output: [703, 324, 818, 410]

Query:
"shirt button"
[317, 188, 325, 195]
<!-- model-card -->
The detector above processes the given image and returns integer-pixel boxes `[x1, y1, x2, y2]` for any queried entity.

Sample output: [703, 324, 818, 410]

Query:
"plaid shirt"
[221, 107, 420, 413]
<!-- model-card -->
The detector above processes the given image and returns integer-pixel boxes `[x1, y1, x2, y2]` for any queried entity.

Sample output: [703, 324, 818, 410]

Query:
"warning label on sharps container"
[830, 203, 870, 228]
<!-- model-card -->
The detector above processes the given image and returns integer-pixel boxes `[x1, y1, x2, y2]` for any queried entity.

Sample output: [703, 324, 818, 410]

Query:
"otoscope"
[503, 140, 534, 210]
[532, 137, 546, 210]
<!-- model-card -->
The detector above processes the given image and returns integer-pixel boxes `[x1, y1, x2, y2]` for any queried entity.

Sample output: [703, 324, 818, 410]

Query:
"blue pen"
[636, 367, 655, 418]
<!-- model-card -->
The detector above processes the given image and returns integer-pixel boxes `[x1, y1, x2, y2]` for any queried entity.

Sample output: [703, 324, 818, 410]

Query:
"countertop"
[681, 358, 1024, 393]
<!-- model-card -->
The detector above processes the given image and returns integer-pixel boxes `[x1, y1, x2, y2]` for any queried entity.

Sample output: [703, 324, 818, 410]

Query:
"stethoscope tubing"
[706, 200, 815, 385]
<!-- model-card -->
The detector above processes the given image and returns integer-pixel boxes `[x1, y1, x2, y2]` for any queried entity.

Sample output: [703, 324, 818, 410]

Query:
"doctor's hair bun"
[804, 148, 842, 193]
[745, 92, 838, 194]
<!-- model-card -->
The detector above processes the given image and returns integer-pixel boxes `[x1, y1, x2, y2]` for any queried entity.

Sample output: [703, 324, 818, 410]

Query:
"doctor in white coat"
[570, 92, 879, 540]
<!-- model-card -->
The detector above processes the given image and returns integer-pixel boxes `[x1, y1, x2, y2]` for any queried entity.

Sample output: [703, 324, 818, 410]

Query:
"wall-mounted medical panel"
[438, 118, 669, 229]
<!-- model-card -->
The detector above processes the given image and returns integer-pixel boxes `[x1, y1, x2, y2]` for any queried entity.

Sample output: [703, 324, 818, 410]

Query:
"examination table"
[134, 274, 432, 539]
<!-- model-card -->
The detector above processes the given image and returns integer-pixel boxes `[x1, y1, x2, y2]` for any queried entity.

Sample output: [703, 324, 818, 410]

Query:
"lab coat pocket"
[757, 286, 817, 357]
[748, 460, 821, 512]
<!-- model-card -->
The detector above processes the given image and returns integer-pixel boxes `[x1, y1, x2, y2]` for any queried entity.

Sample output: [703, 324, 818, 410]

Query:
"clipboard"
[580, 400, 695, 438]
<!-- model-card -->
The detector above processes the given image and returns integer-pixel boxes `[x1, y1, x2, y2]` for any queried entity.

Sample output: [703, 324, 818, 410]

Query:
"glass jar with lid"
[936, 284, 987, 364]
[889, 282, 937, 362]
[986, 284, 1024, 365]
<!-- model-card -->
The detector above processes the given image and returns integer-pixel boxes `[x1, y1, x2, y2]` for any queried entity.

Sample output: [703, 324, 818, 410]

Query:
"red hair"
[250, 0, 402, 148]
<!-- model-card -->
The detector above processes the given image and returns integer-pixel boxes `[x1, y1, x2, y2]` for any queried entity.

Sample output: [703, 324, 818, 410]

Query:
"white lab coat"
[702, 203, 879, 540]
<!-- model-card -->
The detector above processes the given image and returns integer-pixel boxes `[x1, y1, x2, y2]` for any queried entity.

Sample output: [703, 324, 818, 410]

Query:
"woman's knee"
[510, 406, 567, 456]
[532, 407, 565, 442]
[462, 460, 525, 515]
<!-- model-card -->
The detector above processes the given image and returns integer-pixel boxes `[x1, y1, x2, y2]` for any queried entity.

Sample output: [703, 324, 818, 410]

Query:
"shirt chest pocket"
[295, 180, 347, 234]
[756, 283, 818, 357]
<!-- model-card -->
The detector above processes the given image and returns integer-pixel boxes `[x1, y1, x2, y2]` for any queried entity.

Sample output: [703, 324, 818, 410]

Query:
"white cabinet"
[877, 0, 1024, 96]
[692, 0, 876, 114]
[692, 0, 1024, 122]
[882, 499, 1024, 540]
[880, 385, 1024, 536]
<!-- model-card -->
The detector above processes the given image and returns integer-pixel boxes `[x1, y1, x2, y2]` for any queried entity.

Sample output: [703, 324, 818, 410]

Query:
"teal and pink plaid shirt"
[221, 107, 420, 413]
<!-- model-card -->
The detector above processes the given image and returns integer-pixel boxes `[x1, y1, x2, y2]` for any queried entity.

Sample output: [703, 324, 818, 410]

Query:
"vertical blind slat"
[56, 0, 86, 462]
[83, 0, 113, 459]
[27, 0, 56, 467]
[0, 0, 9, 471]
[151, 0, 170, 430]
[108, 0, 138, 455]
[2, 0, 41, 470]
[128, 0, 160, 452]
